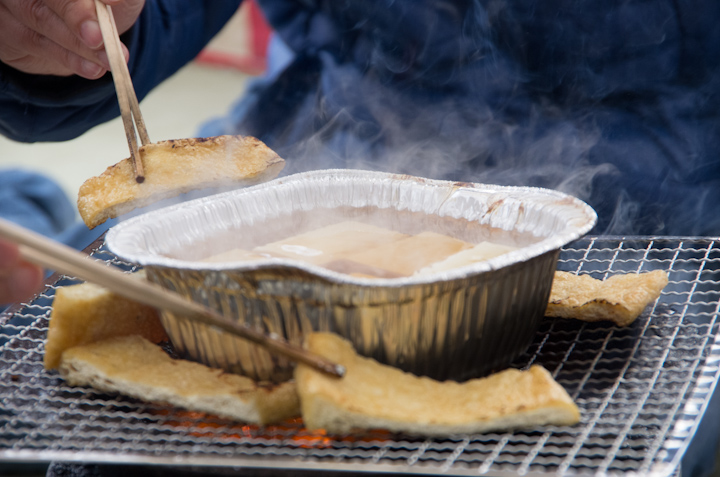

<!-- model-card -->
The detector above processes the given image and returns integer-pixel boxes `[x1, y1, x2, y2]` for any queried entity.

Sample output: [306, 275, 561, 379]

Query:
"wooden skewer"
[0, 218, 345, 379]
[94, 0, 148, 183]
[105, 6, 151, 147]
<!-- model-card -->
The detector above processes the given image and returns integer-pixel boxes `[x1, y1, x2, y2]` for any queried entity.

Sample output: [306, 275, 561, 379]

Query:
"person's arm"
[0, 0, 242, 143]
[0, 239, 43, 305]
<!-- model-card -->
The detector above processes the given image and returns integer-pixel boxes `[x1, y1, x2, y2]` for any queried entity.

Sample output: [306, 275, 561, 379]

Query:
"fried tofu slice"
[44, 271, 167, 370]
[414, 241, 518, 276]
[545, 270, 669, 326]
[59, 335, 300, 425]
[296, 333, 580, 437]
[77, 135, 285, 229]
[254, 221, 409, 266]
[341, 231, 473, 277]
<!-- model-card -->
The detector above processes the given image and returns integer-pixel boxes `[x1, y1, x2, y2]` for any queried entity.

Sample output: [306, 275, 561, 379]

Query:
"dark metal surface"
[1, 236, 719, 476]
[106, 170, 596, 382]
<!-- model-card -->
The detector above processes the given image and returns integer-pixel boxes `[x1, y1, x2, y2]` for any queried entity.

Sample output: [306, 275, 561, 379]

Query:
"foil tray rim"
[105, 169, 597, 286]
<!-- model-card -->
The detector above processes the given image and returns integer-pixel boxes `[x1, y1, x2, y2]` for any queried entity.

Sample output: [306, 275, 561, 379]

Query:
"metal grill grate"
[1, 236, 720, 476]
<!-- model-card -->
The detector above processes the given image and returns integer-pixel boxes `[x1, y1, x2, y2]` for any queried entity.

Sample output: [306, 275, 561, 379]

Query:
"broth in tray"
[200, 219, 518, 278]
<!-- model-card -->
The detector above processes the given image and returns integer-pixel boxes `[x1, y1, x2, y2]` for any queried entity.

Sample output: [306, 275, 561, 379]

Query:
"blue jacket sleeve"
[0, 0, 242, 143]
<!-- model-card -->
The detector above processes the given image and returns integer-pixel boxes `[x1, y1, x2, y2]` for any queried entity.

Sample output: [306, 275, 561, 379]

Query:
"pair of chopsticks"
[94, 0, 148, 183]
[0, 218, 345, 379]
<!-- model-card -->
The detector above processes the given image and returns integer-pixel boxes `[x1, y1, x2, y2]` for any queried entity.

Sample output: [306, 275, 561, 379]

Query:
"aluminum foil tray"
[1, 236, 719, 476]
[105, 169, 596, 382]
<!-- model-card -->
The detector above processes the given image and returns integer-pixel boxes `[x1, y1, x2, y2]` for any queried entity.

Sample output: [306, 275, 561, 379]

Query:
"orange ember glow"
[151, 409, 392, 448]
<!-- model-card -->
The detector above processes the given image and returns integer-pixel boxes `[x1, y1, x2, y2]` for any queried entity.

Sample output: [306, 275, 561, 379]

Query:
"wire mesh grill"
[1, 236, 719, 476]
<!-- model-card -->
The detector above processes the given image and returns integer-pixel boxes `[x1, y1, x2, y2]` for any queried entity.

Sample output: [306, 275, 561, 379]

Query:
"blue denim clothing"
[1, 3, 720, 474]
[0, 0, 242, 142]
[2, 0, 719, 236]
[243, 0, 720, 237]
[2, 1, 720, 236]
[0, 169, 114, 250]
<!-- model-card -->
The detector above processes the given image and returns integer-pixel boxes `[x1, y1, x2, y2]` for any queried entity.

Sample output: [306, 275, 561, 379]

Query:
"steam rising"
[204, 0, 720, 237]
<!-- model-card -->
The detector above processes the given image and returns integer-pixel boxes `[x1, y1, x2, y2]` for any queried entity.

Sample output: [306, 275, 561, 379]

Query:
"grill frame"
[1, 235, 719, 476]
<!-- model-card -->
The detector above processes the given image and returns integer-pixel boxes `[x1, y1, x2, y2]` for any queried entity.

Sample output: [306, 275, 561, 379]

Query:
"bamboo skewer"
[0, 218, 345, 379]
[95, 0, 149, 183]
[105, 6, 150, 147]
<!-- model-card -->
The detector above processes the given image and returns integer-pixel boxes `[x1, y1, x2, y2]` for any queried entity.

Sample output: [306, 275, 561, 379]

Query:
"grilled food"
[545, 270, 669, 326]
[414, 241, 517, 276]
[47, 273, 299, 424]
[77, 135, 285, 229]
[295, 333, 580, 437]
[253, 221, 409, 266]
[44, 271, 166, 370]
[47, 274, 581, 434]
[59, 335, 300, 425]
[341, 231, 473, 277]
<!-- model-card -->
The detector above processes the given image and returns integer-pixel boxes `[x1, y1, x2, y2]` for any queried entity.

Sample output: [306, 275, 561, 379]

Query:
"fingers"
[0, 262, 44, 305]
[0, 240, 44, 305]
[0, 240, 20, 268]
[0, 0, 104, 78]
[40, 0, 102, 49]
[0, 0, 142, 78]
[0, 10, 100, 77]
[41, 0, 143, 49]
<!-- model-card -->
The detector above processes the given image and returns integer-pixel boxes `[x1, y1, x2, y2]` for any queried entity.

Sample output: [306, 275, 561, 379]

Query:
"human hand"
[0, 0, 145, 79]
[0, 239, 44, 305]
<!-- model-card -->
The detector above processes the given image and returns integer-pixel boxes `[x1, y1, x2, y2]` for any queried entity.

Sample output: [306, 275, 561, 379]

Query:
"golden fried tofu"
[545, 270, 669, 326]
[78, 135, 284, 229]
[296, 333, 580, 436]
[342, 231, 473, 277]
[44, 271, 167, 369]
[254, 221, 408, 266]
[59, 335, 300, 425]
